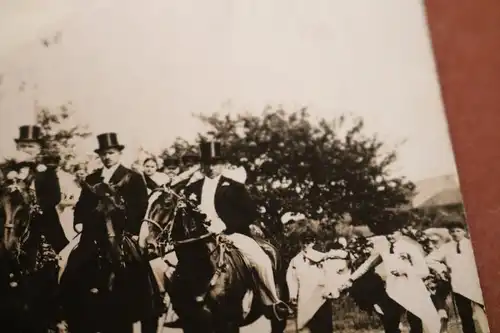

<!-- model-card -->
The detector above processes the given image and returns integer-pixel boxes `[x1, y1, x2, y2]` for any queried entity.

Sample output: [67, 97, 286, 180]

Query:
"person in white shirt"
[341, 226, 441, 333]
[426, 216, 490, 333]
[182, 141, 291, 322]
[286, 226, 348, 332]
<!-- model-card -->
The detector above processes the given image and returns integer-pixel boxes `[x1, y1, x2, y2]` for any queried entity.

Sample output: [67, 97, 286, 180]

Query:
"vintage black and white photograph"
[0, 1, 491, 333]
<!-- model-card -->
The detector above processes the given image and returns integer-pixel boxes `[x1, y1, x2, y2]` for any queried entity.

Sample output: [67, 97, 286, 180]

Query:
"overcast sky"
[0, 0, 458, 182]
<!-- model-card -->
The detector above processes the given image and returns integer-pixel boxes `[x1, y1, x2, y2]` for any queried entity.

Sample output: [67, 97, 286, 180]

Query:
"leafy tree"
[36, 102, 92, 172]
[189, 107, 415, 237]
[159, 137, 198, 171]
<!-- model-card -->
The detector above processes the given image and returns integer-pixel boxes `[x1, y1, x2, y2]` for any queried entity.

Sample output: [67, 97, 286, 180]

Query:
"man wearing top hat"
[62, 132, 160, 333]
[426, 215, 490, 333]
[182, 141, 291, 321]
[73, 132, 149, 241]
[5, 125, 69, 253]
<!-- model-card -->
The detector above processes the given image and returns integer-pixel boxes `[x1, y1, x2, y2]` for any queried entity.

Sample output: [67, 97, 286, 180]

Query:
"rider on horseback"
[183, 141, 292, 321]
[5, 125, 69, 253]
[61, 132, 162, 333]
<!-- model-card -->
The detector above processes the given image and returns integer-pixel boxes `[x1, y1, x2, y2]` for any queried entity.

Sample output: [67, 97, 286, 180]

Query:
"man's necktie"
[456, 241, 461, 254]
[389, 242, 395, 254]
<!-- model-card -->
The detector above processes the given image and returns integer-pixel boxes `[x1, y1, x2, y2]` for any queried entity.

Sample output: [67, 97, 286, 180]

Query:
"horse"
[141, 186, 288, 333]
[58, 178, 162, 333]
[0, 164, 62, 333]
[140, 188, 177, 260]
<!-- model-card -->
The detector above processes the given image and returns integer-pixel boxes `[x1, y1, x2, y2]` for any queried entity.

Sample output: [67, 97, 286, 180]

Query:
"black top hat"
[15, 125, 42, 143]
[164, 156, 180, 167]
[94, 132, 125, 153]
[181, 152, 200, 165]
[199, 141, 224, 164]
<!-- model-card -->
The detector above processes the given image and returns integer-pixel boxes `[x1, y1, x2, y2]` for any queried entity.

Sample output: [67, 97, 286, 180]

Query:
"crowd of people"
[0, 124, 491, 333]
[284, 210, 489, 333]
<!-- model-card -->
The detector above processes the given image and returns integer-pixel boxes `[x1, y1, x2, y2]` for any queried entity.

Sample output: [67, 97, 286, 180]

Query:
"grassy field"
[158, 295, 480, 333]
[284, 317, 467, 333]
[282, 295, 477, 333]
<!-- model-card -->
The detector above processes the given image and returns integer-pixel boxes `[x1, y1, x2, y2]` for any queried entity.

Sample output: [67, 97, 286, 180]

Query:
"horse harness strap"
[142, 218, 163, 232]
[195, 234, 229, 303]
[193, 234, 276, 312]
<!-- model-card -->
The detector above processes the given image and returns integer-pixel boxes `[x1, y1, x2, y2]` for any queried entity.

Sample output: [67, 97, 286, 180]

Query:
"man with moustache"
[60, 132, 161, 333]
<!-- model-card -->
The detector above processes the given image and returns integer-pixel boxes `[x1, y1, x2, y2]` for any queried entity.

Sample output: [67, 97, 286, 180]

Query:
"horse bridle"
[142, 185, 215, 249]
[2, 182, 35, 254]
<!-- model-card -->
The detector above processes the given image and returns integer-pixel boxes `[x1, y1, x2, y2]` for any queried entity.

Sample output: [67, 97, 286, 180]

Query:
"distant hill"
[411, 174, 462, 208]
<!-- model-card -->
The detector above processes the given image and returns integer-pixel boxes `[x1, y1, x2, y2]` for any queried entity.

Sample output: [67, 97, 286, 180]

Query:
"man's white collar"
[101, 164, 121, 182]
[205, 174, 221, 182]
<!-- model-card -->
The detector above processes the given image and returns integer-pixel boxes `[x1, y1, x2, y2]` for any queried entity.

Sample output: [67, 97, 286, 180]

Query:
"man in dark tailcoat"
[73, 133, 149, 239]
[61, 132, 161, 333]
[8, 125, 69, 253]
[182, 141, 291, 321]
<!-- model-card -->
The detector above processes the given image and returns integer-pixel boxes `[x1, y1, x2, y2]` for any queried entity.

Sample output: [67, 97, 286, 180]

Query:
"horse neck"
[176, 236, 216, 261]
[175, 237, 218, 280]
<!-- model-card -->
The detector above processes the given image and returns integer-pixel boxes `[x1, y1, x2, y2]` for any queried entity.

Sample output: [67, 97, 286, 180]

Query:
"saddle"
[221, 234, 280, 324]
[223, 235, 278, 281]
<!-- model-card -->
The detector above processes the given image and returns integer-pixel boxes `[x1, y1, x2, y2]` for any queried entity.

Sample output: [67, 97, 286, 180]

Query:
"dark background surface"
[425, 1, 500, 331]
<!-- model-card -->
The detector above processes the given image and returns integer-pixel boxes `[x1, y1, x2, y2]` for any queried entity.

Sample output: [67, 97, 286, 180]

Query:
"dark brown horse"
[0, 165, 61, 333]
[58, 178, 162, 333]
[140, 188, 178, 260]
[142, 187, 288, 333]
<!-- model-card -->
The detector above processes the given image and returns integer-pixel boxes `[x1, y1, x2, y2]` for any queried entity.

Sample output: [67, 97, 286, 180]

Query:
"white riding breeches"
[225, 233, 279, 305]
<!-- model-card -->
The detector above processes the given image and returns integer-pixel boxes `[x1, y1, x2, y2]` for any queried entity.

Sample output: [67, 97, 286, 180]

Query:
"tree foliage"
[36, 102, 92, 172]
[164, 107, 415, 235]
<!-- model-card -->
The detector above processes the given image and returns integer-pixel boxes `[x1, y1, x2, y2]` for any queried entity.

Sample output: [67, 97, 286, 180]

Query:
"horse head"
[80, 176, 130, 268]
[140, 187, 178, 257]
[0, 164, 37, 254]
[170, 193, 213, 248]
